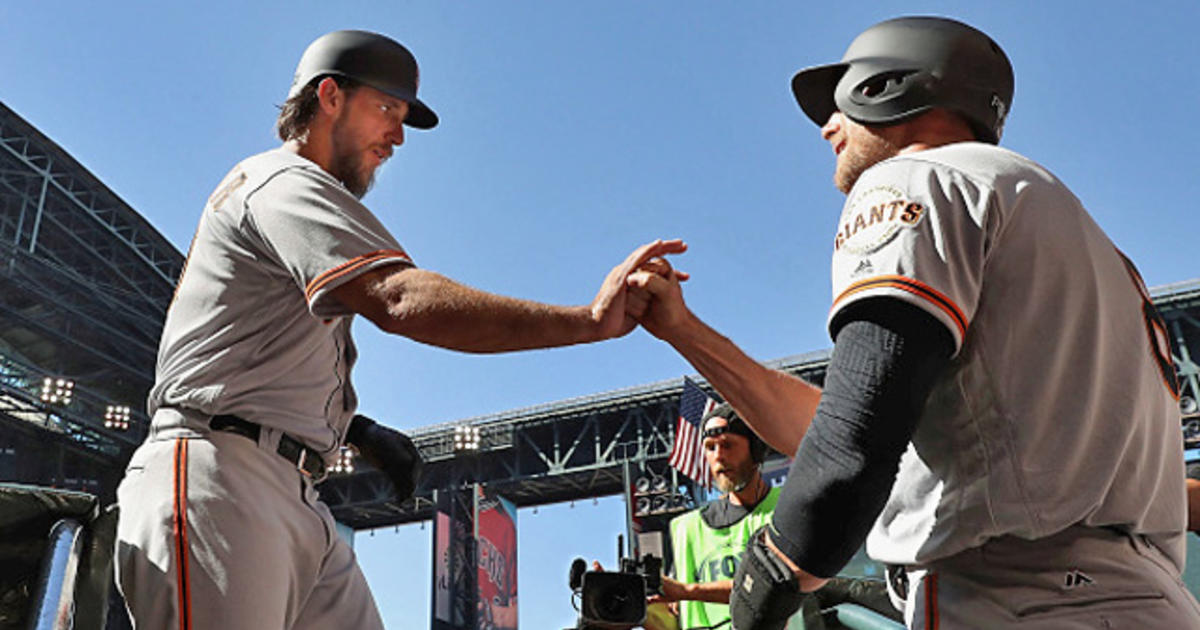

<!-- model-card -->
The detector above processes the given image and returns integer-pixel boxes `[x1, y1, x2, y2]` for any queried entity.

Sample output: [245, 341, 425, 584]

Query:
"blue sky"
[4, 2, 1199, 628]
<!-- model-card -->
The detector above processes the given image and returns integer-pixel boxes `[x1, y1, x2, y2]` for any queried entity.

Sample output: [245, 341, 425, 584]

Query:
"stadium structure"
[0, 101, 179, 503]
[2, 97, 1199, 529]
[1, 97, 1199, 624]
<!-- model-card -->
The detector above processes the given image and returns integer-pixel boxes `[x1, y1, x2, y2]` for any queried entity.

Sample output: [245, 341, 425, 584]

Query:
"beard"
[834, 128, 901, 194]
[329, 116, 376, 199]
[713, 460, 757, 493]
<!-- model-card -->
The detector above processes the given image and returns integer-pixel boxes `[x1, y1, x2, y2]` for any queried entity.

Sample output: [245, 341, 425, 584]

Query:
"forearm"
[681, 579, 734, 604]
[770, 302, 951, 578]
[362, 268, 602, 352]
[664, 312, 820, 454]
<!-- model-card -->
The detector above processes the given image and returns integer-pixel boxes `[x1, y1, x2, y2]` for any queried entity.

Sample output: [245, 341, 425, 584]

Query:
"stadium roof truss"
[0, 101, 182, 467]
[1, 98, 1197, 531]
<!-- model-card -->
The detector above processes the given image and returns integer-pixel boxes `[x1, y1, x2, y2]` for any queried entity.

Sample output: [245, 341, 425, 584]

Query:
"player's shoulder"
[234, 148, 331, 188]
[231, 148, 356, 209]
[871, 142, 1053, 190]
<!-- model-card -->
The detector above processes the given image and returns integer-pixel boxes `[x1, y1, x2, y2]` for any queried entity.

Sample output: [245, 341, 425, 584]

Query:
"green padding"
[829, 603, 906, 630]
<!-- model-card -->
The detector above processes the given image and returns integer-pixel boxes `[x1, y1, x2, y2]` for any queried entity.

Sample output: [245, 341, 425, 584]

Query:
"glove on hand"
[730, 527, 806, 630]
[346, 414, 424, 500]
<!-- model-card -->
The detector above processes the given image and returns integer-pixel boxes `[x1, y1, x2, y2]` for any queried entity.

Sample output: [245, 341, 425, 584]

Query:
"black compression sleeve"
[769, 298, 953, 577]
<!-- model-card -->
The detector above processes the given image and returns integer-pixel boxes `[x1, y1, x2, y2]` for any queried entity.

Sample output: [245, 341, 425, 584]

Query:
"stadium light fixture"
[104, 405, 131, 430]
[453, 426, 481, 453]
[41, 378, 74, 405]
[331, 446, 355, 474]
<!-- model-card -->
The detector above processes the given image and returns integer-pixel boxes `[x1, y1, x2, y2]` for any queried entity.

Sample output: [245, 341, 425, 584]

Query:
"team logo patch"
[834, 185, 926, 255]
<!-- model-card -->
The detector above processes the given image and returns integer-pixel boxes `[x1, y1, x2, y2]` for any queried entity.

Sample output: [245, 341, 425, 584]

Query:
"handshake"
[590, 238, 693, 345]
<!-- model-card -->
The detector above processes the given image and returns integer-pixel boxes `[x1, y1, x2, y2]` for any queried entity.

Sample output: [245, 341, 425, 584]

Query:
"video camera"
[566, 553, 663, 630]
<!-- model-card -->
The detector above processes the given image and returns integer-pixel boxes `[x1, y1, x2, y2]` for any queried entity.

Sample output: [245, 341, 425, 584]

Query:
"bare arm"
[650, 575, 733, 605]
[330, 239, 685, 353]
[627, 269, 820, 455]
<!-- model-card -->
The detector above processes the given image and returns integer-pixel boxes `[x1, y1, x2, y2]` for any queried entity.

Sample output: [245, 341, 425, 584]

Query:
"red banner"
[475, 487, 518, 630]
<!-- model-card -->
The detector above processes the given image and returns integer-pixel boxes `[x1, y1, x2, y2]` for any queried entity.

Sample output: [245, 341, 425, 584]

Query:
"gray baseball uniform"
[828, 142, 1198, 627]
[116, 148, 410, 629]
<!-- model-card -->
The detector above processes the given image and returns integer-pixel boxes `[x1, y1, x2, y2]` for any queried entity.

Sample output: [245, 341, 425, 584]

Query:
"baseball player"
[114, 30, 684, 630]
[628, 16, 1200, 629]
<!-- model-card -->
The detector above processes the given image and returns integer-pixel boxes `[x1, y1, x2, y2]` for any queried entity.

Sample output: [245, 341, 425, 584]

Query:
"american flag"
[668, 378, 719, 488]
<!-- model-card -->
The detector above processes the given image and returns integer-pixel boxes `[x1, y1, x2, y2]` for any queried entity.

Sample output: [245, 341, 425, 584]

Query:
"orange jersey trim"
[833, 275, 968, 340]
[173, 439, 192, 630]
[304, 249, 412, 302]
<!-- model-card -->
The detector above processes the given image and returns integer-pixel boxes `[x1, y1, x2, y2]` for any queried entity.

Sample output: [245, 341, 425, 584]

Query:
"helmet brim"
[373, 83, 438, 129]
[404, 98, 438, 130]
[790, 62, 848, 128]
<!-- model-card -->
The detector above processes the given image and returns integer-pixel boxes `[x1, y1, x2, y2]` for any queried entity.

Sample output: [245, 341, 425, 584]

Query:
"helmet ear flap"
[838, 68, 936, 126]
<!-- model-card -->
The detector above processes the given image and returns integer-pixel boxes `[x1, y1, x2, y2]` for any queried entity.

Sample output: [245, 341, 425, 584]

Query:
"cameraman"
[653, 403, 779, 630]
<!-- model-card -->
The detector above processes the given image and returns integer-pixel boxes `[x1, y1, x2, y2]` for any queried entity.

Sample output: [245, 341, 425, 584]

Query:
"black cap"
[290, 30, 438, 130]
[702, 403, 769, 463]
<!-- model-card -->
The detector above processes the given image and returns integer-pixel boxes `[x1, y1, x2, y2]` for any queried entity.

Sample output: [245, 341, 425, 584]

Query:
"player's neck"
[282, 124, 335, 175]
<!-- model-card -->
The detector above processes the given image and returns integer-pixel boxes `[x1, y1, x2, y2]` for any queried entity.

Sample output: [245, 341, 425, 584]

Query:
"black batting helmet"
[791, 16, 1013, 143]
[702, 403, 769, 464]
[290, 30, 438, 129]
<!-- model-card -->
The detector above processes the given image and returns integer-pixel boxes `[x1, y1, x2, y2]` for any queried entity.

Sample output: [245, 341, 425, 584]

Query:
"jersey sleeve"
[244, 167, 415, 319]
[827, 156, 993, 355]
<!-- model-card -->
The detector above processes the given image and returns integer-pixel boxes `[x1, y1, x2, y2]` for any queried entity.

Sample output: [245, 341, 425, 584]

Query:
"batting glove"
[730, 527, 807, 630]
[346, 414, 425, 500]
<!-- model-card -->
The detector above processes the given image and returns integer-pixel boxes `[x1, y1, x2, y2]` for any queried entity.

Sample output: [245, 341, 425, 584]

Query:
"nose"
[386, 121, 405, 148]
[821, 112, 843, 141]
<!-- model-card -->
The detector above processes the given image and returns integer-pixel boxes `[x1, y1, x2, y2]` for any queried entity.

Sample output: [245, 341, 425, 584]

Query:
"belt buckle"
[296, 450, 312, 478]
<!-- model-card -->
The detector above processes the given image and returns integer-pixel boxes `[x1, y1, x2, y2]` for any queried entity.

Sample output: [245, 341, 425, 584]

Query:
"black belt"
[210, 414, 326, 479]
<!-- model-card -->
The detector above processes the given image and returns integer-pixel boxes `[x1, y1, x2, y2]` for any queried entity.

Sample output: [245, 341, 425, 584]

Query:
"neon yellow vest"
[669, 487, 780, 630]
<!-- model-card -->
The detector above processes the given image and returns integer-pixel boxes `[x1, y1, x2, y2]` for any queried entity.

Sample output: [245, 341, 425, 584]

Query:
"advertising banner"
[475, 488, 518, 630]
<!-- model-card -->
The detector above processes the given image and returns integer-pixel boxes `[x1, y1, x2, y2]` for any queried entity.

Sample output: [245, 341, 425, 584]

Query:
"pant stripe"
[924, 573, 939, 629]
[173, 439, 192, 630]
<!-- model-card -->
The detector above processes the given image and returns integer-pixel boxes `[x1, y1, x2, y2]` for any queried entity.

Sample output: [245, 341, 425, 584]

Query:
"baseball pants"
[115, 430, 385, 630]
[888, 525, 1200, 629]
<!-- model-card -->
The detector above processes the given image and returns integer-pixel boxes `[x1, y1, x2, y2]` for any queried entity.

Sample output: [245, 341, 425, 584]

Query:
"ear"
[315, 77, 344, 115]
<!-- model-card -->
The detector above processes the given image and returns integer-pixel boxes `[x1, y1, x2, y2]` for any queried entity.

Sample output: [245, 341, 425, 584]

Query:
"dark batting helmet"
[702, 402, 770, 464]
[791, 16, 1013, 143]
[290, 30, 438, 129]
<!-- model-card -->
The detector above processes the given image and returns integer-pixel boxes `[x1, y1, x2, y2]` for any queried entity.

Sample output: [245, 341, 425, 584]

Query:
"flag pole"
[622, 458, 637, 561]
